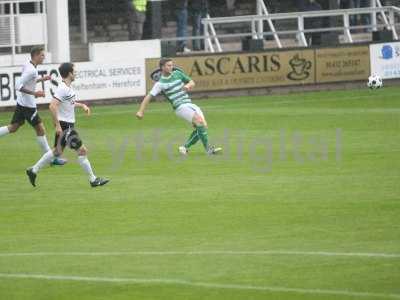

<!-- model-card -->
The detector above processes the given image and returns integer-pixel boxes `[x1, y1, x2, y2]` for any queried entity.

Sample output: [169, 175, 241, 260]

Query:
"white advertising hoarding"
[0, 60, 146, 107]
[370, 42, 400, 79]
[72, 60, 145, 100]
[89, 39, 161, 62]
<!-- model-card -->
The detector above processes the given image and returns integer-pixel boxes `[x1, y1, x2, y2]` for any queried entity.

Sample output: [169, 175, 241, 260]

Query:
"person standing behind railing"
[359, 0, 371, 32]
[344, 0, 371, 32]
[226, 0, 236, 15]
[127, 0, 147, 40]
[304, 0, 323, 45]
[175, 0, 190, 52]
[190, 0, 209, 51]
[348, 0, 363, 28]
[340, 0, 351, 9]
[296, 0, 306, 11]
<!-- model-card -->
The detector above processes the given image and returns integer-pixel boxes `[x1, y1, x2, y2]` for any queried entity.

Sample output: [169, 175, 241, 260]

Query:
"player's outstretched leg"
[77, 146, 109, 188]
[193, 114, 222, 155]
[0, 123, 20, 137]
[179, 129, 199, 155]
[26, 168, 37, 187]
[176, 104, 222, 155]
[26, 149, 56, 187]
[35, 122, 67, 166]
[51, 155, 68, 166]
[0, 126, 11, 137]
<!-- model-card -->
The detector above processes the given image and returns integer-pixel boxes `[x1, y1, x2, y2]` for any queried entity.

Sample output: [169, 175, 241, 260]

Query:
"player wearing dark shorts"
[26, 62, 109, 188]
[0, 46, 66, 165]
[11, 104, 42, 127]
[54, 121, 78, 150]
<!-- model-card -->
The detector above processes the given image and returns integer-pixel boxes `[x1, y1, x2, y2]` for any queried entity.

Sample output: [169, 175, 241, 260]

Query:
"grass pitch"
[0, 87, 399, 300]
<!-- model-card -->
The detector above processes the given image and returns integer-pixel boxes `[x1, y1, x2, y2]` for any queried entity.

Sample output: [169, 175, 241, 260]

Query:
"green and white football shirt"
[149, 70, 192, 110]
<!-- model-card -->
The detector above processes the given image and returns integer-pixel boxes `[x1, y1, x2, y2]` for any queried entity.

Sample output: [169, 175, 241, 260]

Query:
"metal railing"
[0, 0, 47, 65]
[202, 5, 400, 53]
[256, 0, 281, 48]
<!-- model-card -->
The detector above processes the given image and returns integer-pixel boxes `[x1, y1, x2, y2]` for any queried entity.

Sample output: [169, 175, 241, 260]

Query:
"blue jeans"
[349, 0, 360, 25]
[176, 7, 188, 51]
[360, 0, 371, 26]
[192, 9, 207, 50]
[350, 0, 370, 27]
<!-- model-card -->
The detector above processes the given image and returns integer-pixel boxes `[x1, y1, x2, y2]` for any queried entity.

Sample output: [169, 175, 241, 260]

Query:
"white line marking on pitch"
[0, 273, 399, 299]
[0, 250, 399, 258]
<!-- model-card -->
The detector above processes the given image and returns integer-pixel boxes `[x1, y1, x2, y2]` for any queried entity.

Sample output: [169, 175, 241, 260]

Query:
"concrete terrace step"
[338, 32, 372, 43]
[70, 43, 89, 62]
[215, 38, 298, 53]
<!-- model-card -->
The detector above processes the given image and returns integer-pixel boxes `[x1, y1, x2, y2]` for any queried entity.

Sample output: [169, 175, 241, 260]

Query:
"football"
[367, 75, 383, 89]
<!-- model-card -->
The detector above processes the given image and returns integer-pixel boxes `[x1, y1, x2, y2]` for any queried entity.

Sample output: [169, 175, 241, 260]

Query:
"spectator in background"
[349, 0, 361, 27]
[226, 0, 235, 14]
[340, 0, 351, 9]
[175, 0, 190, 52]
[359, 0, 371, 31]
[296, 0, 306, 11]
[304, 0, 322, 46]
[127, 0, 147, 40]
[190, 0, 209, 51]
[341, 0, 371, 31]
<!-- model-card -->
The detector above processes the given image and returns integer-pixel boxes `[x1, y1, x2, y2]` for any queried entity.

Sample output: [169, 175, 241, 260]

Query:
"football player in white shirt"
[26, 63, 109, 188]
[0, 46, 66, 165]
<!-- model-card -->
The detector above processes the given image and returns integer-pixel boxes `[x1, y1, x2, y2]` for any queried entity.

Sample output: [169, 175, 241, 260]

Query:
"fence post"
[80, 0, 87, 44]
[203, 19, 214, 53]
[389, 8, 399, 40]
[256, 0, 264, 39]
[371, 0, 377, 31]
[16, 1, 21, 53]
[42, 0, 48, 53]
[343, 13, 353, 43]
[297, 16, 307, 47]
[251, 19, 257, 39]
[34, 1, 40, 13]
[10, 2, 15, 65]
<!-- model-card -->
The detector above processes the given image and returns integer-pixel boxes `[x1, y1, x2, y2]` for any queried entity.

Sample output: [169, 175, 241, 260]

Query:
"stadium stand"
[1, 0, 400, 62]
[65, 0, 400, 60]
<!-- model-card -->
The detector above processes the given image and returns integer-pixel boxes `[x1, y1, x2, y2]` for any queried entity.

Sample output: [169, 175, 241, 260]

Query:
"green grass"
[0, 87, 399, 300]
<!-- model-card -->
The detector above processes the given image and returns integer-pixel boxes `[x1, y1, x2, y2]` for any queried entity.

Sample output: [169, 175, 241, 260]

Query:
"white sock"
[32, 150, 55, 173]
[36, 135, 51, 153]
[78, 156, 96, 182]
[0, 126, 10, 137]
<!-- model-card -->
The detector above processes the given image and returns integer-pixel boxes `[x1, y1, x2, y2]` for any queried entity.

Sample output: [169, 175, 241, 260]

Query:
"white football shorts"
[175, 103, 205, 124]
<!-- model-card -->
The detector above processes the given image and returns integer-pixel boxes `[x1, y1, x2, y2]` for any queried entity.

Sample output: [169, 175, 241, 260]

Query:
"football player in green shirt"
[136, 58, 222, 155]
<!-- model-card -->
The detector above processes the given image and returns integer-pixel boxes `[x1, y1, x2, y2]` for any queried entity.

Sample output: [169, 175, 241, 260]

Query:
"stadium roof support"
[79, 0, 87, 44]
[47, 0, 70, 62]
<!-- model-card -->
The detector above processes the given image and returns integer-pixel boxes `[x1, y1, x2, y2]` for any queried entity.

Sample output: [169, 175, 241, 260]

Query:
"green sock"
[196, 125, 209, 150]
[184, 130, 199, 149]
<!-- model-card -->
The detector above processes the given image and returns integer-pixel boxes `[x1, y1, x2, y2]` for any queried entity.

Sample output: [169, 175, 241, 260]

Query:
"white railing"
[204, 14, 222, 52]
[0, 0, 47, 65]
[256, 0, 281, 47]
[203, 5, 400, 53]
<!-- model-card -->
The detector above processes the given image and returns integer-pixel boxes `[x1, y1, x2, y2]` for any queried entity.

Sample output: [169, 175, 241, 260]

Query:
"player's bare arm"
[19, 86, 45, 98]
[75, 102, 91, 116]
[36, 75, 51, 83]
[183, 80, 195, 92]
[49, 99, 62, 135]
[136, 94, 152, 119]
